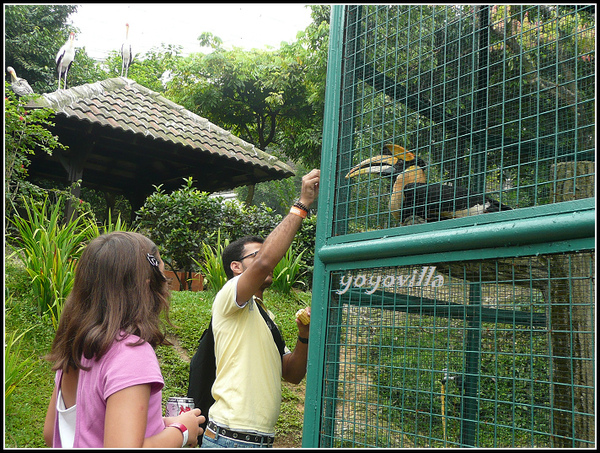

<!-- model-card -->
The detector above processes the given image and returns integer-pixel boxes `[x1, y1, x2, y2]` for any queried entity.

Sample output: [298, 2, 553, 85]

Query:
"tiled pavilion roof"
[26, 77, 294, 205]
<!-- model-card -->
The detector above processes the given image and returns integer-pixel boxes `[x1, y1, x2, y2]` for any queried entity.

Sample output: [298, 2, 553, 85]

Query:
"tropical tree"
[164, 6, 330, 203]
[166, 46, 310, 151]
[165, 45, 306, 204]
[4, 4, 105, 93]
[276, 4, 331, 168]
[165, 5, 331, 168]
[5, 4, 78, 92]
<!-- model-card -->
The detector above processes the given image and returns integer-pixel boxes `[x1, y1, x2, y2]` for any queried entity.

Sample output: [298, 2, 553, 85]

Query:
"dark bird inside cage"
[56, 32, 76, 90]
[121, 23, 133, 78]
[345, 144, 512, 224]
[7, 66, 34, 96]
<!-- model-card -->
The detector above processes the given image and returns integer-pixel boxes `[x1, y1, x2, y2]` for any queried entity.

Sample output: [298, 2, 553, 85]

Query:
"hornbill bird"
[7, 66, 34, 96]
[56, 32, 76, 90]
[346, 144, 512, 224]
[121, 23, 133, 78]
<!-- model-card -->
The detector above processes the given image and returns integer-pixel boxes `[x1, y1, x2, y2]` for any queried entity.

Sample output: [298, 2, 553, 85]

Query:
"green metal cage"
[304, 5, 595, 448]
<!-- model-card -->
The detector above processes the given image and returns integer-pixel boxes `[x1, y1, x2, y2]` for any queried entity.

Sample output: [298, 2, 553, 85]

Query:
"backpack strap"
[255, 300, 286, 356]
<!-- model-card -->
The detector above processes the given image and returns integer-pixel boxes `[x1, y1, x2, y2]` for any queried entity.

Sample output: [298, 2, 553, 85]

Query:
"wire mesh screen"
[335, 5, 595, 234]
[320, 252, 595, 447]
[304, 5, 595, 449]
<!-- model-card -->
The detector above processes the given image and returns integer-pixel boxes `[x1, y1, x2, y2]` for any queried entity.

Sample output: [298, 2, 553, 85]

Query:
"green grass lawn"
[4, 253, 310, 448]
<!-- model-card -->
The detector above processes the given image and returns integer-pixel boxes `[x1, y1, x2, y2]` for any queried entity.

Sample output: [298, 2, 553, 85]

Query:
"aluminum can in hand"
[166, 397, 195, 417]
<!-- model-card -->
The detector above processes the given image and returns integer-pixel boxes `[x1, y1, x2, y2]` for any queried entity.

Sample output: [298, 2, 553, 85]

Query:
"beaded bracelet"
[294, 200, 310, 213]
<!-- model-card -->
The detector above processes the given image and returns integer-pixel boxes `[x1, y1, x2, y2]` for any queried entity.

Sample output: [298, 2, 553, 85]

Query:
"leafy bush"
[4, 324, 38, 405]
[135, 178, 281, 288]
[136, 177, 319, 290]
[220, 199, 282, 240]
[195, 230, 229, 294]
[271, 246, 307, 293]
[292, 214, 317, 288]
[135, 178, 222, 288]
[9, 195, 95, 328]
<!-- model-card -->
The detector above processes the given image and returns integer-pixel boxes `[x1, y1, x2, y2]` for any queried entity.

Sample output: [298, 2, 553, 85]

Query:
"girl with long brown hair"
[43, 232, 204, 447]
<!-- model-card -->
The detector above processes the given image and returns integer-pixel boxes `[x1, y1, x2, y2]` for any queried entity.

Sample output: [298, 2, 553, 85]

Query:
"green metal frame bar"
[326, 199, 594, 246]
[319, 203, 595, 265]
[323, 237, 594, 274]
[462, 9, 488, 441]
[336, 289, 547, 328]
[333, 5, 361, 237]
[319, 5, 366, 442]
[302, 4, 345, 448]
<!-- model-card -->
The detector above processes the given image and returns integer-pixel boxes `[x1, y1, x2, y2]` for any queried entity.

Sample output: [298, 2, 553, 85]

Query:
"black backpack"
[187, 302, 285, 445]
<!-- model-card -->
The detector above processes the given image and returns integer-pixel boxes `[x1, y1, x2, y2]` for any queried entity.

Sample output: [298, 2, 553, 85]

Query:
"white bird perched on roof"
[7, 66, 34, 96]
[56, 31, 76, 90]
[121, 23, 133, 78]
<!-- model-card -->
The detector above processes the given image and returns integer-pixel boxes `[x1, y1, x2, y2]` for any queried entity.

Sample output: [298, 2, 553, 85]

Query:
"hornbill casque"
[345, 144, 512, 224]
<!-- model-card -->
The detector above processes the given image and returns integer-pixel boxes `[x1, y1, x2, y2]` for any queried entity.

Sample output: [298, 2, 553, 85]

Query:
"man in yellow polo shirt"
[201, 169, 320, 448]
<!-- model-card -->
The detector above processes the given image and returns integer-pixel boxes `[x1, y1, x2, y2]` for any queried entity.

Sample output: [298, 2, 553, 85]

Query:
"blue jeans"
[201, 434, 273, 448]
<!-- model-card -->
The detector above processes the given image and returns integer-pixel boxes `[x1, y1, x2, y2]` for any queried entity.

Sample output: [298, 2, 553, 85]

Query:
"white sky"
[68, 3, 314, 60]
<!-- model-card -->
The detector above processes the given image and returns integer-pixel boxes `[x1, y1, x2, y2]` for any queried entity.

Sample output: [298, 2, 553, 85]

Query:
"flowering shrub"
[4, 82, 66, 219]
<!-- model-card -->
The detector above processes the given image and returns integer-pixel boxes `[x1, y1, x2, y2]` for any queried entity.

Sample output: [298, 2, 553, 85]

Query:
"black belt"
[206, 421, 275, 445]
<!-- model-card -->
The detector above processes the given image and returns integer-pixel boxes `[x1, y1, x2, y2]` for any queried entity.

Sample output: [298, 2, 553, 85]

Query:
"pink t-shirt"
[52, 333, 165, 447]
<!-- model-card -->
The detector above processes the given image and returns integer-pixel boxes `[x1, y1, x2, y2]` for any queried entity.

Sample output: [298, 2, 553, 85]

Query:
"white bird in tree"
[7, 66, 34, 96]
[56, 32, 76, 90]
[121, 23, 133, 78]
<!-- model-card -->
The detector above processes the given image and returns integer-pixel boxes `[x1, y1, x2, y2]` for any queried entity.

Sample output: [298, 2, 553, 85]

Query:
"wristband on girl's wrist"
[167, 422, 188, 447]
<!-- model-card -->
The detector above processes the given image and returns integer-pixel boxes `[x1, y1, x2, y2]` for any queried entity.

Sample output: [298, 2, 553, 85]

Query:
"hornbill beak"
[345, 144, 415, 179]
[345, 144, 428, 222]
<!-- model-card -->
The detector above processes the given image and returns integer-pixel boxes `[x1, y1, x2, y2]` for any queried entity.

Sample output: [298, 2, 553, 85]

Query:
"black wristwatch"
[298, 336, 309, 344]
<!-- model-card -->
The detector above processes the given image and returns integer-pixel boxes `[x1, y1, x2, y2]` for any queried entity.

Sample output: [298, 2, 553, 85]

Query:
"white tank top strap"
[56, 388, 77, 448]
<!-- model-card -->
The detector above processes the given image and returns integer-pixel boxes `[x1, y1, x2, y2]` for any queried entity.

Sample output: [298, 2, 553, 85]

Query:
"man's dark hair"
[222, 235, 264, 279]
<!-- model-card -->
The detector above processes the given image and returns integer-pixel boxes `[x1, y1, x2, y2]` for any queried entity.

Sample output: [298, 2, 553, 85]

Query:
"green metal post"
[302, 4, 346, 448]
[459, 10, 488, 445]
[461, 281, 482, 446]
[318, 204, 596, 263]
[321, 6, 365, 445]
[334, 5, 361, 237]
